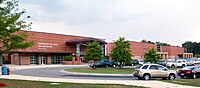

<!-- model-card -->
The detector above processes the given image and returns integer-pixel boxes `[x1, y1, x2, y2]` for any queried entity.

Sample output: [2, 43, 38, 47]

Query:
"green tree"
[194, 54, 200, 58]
[110, 37, 132, 67]
[84, 41, 103, 66]
[182, 41, 200, 55]
[0, 0, 33, 65]
[141, 39, 155, 44]
[156, 42, 170, 46]
[144, 48, 160, 63]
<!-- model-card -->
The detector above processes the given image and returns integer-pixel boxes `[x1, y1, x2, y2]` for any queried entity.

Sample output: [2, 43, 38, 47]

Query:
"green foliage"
[64, 55, 73, 61]
[141, 39, 155, 44]
[0, 0, 33, 54]
[141, 39, 170, 46]
[182, 41, 200, 55]
[194, 54, 200, 58]
[84, 41, 103, 63]
[144, 48, 160, 63]
[110, 37, 132, 66]
[156, 42, 170, 46]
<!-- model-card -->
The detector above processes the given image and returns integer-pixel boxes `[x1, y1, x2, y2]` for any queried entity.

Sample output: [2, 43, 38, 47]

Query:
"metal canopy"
[66, 38, 106, 45]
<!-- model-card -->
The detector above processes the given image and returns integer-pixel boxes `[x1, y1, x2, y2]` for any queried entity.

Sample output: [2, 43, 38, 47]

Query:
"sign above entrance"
[38, 42, 59, 50]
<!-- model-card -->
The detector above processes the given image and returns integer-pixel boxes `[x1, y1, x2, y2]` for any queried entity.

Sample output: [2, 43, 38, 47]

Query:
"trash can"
[1, 66, 7, 75]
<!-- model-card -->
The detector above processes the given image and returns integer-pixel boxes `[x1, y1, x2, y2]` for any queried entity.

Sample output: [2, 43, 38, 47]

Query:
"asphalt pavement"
[11, 66, 135, 80]
[0, 65, 197, 88]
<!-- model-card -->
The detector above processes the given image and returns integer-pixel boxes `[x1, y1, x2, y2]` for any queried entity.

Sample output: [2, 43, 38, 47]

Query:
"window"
[149, 65, 158, 70]
[177, 61, 182, 63]
[30, 54, 38, 64]
[51, 54, 65, 64]
[142, 65, 149, 69]
[157, 65, 165, 70]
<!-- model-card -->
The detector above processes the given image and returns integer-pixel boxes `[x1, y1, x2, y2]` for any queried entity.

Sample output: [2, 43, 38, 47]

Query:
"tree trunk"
[119, 62, 122, 68]
[93, 60, 96, 68]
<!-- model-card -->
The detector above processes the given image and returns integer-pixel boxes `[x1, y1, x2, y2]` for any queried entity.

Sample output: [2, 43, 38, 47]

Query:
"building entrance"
[41, 55, 47, 64]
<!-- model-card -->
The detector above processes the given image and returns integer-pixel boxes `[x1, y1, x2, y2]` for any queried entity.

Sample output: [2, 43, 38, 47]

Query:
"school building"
[2, 31, 106, 65]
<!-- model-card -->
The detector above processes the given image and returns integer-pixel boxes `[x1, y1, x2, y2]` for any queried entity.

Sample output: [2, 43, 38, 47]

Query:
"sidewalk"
[0, 65, 198, 88]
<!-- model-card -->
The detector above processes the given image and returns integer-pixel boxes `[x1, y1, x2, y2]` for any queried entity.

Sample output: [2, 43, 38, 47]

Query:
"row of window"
[30, 54, 66, 64]
[142, 65, 164, 70]
[51, 54, 65, 64]
[30, 55, 38, 64]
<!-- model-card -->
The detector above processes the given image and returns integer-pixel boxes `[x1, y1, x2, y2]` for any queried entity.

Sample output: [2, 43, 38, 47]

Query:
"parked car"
[133, 64, 176, 80]
[133, 60, 139, 66]
[177, 65, 200, 79]
[194, 58, 200, 65]
[186, 60, 195, 66]
[158, 59, 167, 66]
[166, 59, 187, 68]
[111, 61, 118, 67]
[138, 60, 144, 65]
[90, 61, 111, 68]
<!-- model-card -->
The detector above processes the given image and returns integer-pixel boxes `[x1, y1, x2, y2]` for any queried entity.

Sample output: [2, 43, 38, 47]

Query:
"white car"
[166, 59, 187, 68]
[194, 59, 200, 64]
[138, 60, 144, 65]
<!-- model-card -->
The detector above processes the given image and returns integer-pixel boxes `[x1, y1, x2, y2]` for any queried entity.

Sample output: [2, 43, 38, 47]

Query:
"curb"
[60, 70, 133, 76]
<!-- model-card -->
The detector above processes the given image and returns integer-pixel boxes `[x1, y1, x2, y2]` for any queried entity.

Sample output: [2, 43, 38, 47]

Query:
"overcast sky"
[19, 0, 200, 46]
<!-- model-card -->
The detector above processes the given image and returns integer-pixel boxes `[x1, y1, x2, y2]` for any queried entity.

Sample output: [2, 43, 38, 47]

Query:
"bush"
[64, 55, 73, 61]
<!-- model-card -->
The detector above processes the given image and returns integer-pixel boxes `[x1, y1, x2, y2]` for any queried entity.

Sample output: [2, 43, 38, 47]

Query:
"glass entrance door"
[41, 55, 47, 64]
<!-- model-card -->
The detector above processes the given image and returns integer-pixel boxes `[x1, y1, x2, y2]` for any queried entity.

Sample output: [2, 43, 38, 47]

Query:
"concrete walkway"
[0, 65, 198, 88]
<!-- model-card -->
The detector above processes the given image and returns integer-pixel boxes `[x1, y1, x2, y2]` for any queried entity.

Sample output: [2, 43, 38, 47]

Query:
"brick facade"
[106, 41, 157, 60]
[6, 31, 105, 65]
[106, 41, 191, 60]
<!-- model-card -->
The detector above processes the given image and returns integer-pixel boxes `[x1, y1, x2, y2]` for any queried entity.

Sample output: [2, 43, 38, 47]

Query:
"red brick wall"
[106, 42, 114, 56]
[162, 46, 184, 58]
[21, 54, 30, 65]
[130, 41, 156, 59]
[12, 31, 97, 54]
[106, 41, 156, 60]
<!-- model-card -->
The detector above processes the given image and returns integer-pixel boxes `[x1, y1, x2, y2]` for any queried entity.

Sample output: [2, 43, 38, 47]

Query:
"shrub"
[64, 55, 73, 61]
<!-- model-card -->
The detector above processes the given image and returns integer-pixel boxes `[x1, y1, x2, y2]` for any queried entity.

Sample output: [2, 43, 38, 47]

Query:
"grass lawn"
[65, 68, 134, 74]
[0, 79, 146, 88]
[168, 68, 180, 70]
[161, 78, 200, 87]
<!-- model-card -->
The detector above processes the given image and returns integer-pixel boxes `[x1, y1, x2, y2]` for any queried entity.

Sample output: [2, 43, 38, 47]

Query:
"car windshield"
[182, 66, 194, 70]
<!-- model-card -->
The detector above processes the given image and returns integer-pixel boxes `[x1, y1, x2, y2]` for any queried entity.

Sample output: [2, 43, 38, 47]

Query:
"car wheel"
[138, 77, 143, 80]
[191, 74, 196, 79]
[143, 74, 151, 80]
[168, 74, 175, 80]
[182, 64, 185, 68]
[180, 75, 184, 78]
[171, 65, 175, 68]
[162, 78, 167, 80]
[113, 65, 116, 67]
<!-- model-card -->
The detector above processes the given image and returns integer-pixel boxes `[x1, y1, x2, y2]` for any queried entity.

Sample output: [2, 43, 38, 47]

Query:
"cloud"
[19, 0, 200, 46]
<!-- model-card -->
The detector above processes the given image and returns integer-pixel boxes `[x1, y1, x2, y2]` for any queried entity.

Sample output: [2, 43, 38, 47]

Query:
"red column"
[72, 57, 76, 65]
[13, 53, 19, 65]
[76, 56, 80, 65]
[47, 55, 51, 64]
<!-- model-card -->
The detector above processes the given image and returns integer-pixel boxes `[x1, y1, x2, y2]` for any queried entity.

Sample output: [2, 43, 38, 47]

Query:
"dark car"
[90, 61, 111, 68]
[133, 60, 139, 66]
[177, 66, 200, 79]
